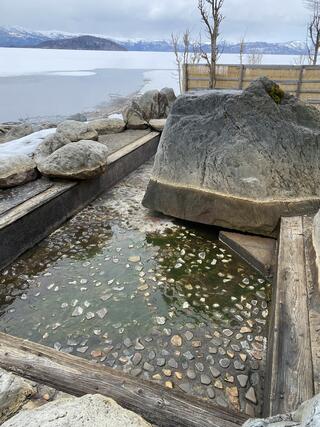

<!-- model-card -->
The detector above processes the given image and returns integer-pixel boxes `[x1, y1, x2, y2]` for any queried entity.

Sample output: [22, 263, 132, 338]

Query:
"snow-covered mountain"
[0, 26, 307, 55]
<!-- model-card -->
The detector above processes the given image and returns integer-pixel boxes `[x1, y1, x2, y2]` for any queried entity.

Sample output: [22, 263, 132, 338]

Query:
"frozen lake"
[0, 48, 301, 122]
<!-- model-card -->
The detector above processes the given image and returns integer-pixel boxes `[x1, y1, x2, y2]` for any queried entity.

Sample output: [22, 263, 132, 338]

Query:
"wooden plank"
[0, 178, 54, 216]
[0, 333, 247, 427]
[265, 216, 314, 416]
[108, 132, 159, 164]
[306, 214, 320, 394]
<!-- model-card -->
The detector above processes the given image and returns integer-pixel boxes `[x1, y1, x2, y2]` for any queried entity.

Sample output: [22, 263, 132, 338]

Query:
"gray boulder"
[149, 119, 167, 132]
[124, 88, 176, 129]
[90, 118, 126, 135]
[0, 368, 35, 423]
[67, 112, 87, 122]
[3, 123, 34, 143]
[243, 393, 320, 426]
[56, 120, 98, 142]
[143, 77, 320, 237]
[2, 394, 151, 427]
[37, 140, 108, 180]
[0, 154, 38, 188]
[34, 133, 71, 163]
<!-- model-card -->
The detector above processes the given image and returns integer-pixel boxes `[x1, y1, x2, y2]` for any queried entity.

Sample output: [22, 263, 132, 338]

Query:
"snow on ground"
[0, 128, 56, 157]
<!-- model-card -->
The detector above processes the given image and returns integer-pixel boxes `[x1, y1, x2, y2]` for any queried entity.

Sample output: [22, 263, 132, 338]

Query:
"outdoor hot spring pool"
[0, 160, 271, 417]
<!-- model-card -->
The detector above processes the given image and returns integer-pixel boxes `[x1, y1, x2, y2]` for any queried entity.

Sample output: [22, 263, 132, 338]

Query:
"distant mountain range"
[0, 26, 307, 55]
[36, 35, 127, 51]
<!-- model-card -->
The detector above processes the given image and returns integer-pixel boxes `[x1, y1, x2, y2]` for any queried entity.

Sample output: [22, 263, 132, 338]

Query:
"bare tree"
[171, 30, 201, 93]
[305, 0, 320, 65]
[198, 0, 225, 89]
[247, 50, 263, 65]
[239, 36, 245, 65]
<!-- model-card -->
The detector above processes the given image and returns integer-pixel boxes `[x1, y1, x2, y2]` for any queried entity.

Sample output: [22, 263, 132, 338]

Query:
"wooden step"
[219, 231, 277, 277]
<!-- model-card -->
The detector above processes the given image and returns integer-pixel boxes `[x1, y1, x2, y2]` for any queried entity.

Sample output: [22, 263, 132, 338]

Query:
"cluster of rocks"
[0, 367, 150, 426]
[123, 87, 175, 130]
[143, 77, 320, 237]
[0, 88, 175, 189]
[243, 393, 320, 426]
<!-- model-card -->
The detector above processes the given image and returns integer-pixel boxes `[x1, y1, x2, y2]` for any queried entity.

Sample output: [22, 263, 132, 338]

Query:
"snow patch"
[48, 71, 96, 77]
[0, 128, 56, 157]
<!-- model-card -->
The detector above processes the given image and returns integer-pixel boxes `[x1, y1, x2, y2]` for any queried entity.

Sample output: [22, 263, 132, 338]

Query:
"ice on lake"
[0, 47, 303, 122]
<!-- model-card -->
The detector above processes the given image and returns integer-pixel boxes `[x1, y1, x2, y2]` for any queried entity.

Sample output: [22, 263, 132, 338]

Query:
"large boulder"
[2, 394, 151, 427]
[124, 88, 176, 129]
[143, 78, 320, 237]
[243, 393, 320, 426]
[34, 133, 71, 163]
[89, 118, 126, 135]
[37, 140, 108, 180]
[0, 154, 38, 188]
[2, 123, 34, 143]
[0, 368, 35, 423]
[56, 120, 98, 142]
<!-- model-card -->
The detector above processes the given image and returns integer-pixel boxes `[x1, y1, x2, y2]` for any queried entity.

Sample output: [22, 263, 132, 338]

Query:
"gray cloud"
[0, 0, 310, 42]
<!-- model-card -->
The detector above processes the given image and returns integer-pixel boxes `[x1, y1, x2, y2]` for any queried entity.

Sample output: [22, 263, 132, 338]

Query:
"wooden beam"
[265, 216, 314, 416]
[0, 333, 247, 427]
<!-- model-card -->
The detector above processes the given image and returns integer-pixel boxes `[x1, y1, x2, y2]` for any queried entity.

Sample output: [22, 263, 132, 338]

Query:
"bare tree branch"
[305, 0, 320, 65]
[198, 0, 225, 88]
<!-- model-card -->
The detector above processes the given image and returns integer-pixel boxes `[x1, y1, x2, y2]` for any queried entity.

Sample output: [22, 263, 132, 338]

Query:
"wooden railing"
[182, 64, 320, 105]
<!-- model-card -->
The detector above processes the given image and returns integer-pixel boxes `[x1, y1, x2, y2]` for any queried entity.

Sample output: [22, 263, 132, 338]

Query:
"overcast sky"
[0, 0, 311, 42]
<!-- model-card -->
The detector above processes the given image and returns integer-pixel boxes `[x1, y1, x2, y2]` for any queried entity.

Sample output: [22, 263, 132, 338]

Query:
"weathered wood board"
[265, 216, 314, 416]
[0, 333, 248, 427]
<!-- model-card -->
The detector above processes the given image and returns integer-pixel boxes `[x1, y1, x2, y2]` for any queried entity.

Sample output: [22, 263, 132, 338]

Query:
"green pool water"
[0, 161, 271, 416]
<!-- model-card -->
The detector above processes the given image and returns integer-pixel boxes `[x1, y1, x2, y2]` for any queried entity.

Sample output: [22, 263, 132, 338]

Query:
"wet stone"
[237, 374, 249, 387]
[195, 362, 204, 372]
[171, 335, 182, 347]
[200, 374, 212, 385]
[168, 358, 178, 369]
[207, 387, 215, 399]
[234, 360, 245, 371]
[143, 362, 155, 372]
[186, 369, 196, 380]
[183, 351, 194, 360]
[156, 358, 166, 367]
[124, 338, 132, 348]
[132, 353, 142, 366]
[245, 386, 257, 404]
[178, 383, 191, 393]
[219, 358, 231, 368]
[131, 368, 142, 377]
[185, 331, 194, 341]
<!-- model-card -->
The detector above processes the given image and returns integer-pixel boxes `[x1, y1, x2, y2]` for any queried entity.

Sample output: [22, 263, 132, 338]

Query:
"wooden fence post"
[239, 65, 245, 90]
[182, 64, 188, 93]
[296, 65, 304, 99]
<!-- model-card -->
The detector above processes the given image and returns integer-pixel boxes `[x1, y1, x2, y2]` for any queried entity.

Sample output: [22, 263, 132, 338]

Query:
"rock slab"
[37, 140, 108, 180]
[0, 368, 35, 423]
[56, 120, 98, 142]
[0, 154, 38, 188]
[243, 392, 320, 426]
[2, 394, 151, 427]
[124, 88, 176, 130]
[143, 78, 320, 237]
